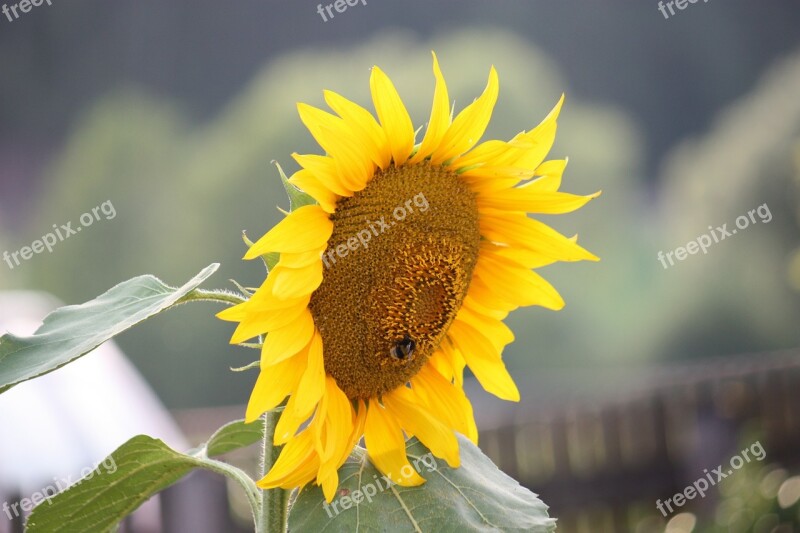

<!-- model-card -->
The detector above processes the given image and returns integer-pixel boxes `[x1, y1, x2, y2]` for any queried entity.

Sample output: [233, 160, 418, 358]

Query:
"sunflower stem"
[179, 288, 247, 306]
[257, 409, 289, 533]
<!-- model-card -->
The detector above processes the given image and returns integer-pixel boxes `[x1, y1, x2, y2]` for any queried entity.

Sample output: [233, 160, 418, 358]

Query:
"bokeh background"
[2, 1, 800, 532]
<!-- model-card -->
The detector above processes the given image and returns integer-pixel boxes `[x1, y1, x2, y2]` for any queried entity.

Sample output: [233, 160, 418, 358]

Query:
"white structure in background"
[0, 291, 188, 532]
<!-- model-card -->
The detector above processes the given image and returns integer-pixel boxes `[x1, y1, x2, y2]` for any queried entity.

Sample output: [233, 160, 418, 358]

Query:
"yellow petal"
[273, 391, 315, 445]
[244, 274, 308, 310]
[318, 378, 351, 464]
[276, 250, 323, 269]
[258, 430, 319, 489]
[271, 261, 323, 300]
[503, 95, 563, 170]
[412, 364, 478, 443]
[347, 399, 368, 451]
[245, 357, 305, 422]
[298, 104, 374, 193]
[451, 139, 509, 169]
[297, 103, 354, 161]
[221, 278, 310, 343]
[447, 321, 520, 402]
[244, 205, 332, 258]
[328, 128, 374, 192]
[317, 400, 367, 497]
[461, 174, 525, 195]
[288, 169, 339, 213]
[479, 209, 599, 262]
[292, 331, 326, 417]
[432, 66, 498, 164]
[460, 165, 532, 184]
[383, 387, 460, 468]
[454, 95, 563, 173]
[324, 89, 391, 169]
[428, 348, 455, 382]
[440, 338, 467, 387]
[292, 153, 353, 197]
[473, 254, 565, 310]
[317, 378, 354, 481]
[479, 241, 556, 270]
[478, 188, 600, 214]
[364, 401, 425, 486]
[410, 52, 451, 164]
[216, 300, 249, 323]
[527, 158, 567, 192]
[462, 294, 508, 321]
[226, 300, 308, 344]
[261, 308, 315, 366]
[463, 275, 518, 314]
[370, 65, 414, 165]
[320, 471, 339, 503]
[271, 339, 324, 440]
[454, 305, 514, 351]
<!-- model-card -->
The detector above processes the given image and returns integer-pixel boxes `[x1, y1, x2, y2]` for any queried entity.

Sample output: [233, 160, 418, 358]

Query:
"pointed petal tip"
[215, 306, 238, 321]
[568, 236, 601, 261]
[229, 330, 257, 345]
[321, 477, 337, 503]
[500, 383, 521, 402]
[550, 94, 565, 119]
[245, 396, 266, 423]
[244, 411, 262, 424]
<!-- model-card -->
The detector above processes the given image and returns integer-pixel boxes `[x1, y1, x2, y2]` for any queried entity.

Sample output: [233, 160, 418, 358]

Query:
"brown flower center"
[309, 162, 480, 399]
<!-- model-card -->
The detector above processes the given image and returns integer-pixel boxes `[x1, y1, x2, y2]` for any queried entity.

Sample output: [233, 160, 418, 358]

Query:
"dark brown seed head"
[309, 161, 481, 399]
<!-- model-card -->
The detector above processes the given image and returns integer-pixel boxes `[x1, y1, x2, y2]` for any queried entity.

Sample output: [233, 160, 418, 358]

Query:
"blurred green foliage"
[655, 49, 800, 362]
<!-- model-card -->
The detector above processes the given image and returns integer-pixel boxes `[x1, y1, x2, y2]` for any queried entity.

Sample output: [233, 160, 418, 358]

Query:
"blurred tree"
[656, 47, 800, 361]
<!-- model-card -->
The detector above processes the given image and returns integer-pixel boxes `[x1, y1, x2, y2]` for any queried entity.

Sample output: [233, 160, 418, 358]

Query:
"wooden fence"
[476, 350, 800, 531]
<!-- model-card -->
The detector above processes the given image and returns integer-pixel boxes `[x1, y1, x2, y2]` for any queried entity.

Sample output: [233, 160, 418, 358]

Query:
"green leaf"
[0, 264, 219, 394]
[201, 418, 265, 457]
[289, 436, 556, 533]
[25, 435, 260, 532]
[275, 160, 316, 211]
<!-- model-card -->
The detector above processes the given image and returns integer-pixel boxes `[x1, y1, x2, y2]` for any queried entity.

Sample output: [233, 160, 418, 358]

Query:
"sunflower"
[218, 52, 599, 501]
